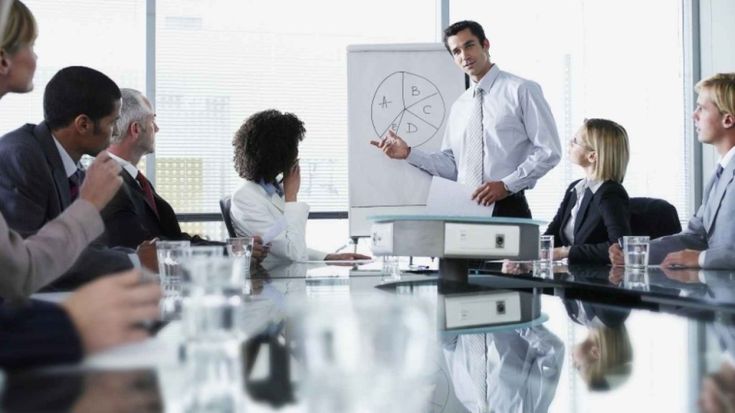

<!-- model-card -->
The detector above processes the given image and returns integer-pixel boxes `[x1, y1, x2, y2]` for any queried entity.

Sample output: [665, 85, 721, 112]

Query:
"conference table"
[2, 260, 734, 412]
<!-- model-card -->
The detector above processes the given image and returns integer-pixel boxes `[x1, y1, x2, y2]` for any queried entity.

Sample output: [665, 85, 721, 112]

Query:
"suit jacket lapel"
[574, 188, 594, 234]
[122, 170, 159, 218]
[33, 122, 72, 209]
[706, 159, 735, 233]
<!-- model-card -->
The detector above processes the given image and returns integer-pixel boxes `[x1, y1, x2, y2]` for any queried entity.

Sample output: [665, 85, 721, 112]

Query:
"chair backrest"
[219, 196, 237, 238]
[629, 197, 682, 239]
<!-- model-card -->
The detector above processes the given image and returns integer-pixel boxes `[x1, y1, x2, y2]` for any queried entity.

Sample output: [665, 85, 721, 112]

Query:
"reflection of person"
[443, 326, 564, 412]
[0, 1, 11, 36]
[0, 66, 158, 289]
[572, 325, 632, 391]
[610, 73, 735, 269]
[371, 20, 561, 218]
[563, 297, 633, 391]
[0, 0, 124, 298]
[230, 109, 369, 263]
[700, 308, 735, 413]
[699, 361, 735, 413]
[544, 119, 631, 263]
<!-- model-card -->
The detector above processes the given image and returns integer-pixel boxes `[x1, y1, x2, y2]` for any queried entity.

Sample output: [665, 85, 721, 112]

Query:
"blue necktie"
[704, 164, 725, 226]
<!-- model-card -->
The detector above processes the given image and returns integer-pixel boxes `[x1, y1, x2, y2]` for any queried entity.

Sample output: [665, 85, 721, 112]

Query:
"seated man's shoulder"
[0, 124, 40, 148]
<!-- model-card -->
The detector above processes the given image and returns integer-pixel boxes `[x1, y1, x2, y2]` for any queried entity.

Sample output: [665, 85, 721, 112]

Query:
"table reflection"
[1, 370, 161, 413]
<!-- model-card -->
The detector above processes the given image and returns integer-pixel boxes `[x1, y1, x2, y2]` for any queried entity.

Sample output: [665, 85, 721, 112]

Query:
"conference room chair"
[219, 196, 237, 238]
[629, 197, 682, 239]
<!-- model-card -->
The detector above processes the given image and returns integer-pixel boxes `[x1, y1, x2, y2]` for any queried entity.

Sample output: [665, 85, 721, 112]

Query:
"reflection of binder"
[440, 289, 540, 330]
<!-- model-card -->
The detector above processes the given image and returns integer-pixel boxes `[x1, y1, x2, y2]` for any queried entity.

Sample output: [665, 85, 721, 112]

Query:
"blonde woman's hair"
[1, 0, 36, 55]
[580, 118, 630, 183]
[696, 73, 735, 116]
[583, 325, 633, 391]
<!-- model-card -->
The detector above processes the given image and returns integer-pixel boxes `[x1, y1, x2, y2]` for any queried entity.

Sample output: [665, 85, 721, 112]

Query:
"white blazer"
[230, 180, 326, 262]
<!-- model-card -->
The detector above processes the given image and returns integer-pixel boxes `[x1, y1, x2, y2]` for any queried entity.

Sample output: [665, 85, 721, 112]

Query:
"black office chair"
[219, 195, 237, 238]
[629, 197, 682, 239]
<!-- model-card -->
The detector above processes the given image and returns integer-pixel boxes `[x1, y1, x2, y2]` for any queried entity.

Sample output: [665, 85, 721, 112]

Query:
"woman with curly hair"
[230, 109, 369, 263]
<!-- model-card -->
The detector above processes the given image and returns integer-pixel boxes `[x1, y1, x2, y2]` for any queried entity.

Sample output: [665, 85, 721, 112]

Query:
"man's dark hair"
[43, 66, 122, 130]
[442, 20, 487, 53]
[233, 109, 305, 182]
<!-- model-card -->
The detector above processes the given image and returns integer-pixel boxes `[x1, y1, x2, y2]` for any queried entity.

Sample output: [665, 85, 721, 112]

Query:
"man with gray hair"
[101, 88, 215, 248]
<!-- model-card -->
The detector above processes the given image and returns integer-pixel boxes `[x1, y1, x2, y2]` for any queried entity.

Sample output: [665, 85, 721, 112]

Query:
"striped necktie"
[465, 87, 484, 188]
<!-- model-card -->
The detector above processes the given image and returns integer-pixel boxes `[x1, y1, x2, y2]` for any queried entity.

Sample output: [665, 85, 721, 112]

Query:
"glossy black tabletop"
[472, 261, 735, 320]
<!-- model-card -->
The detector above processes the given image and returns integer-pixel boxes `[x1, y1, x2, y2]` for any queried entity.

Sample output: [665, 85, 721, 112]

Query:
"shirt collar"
[572, 178, 604, 196]
[719, 146, 735, 170]
[52, 135, 82, 178]
[473, 64, 500, 96]
[108, 152, 139, 179]
[258, 178, 283, 197]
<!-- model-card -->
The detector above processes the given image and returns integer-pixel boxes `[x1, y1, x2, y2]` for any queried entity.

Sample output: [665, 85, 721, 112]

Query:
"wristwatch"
[502, 181, 512, 194]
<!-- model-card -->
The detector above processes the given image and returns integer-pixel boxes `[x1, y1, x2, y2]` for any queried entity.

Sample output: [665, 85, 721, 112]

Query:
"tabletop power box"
[371, 219, 539, 260]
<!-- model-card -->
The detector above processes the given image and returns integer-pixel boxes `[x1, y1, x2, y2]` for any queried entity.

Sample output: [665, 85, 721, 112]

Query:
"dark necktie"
[136, 172, 159, 217]
[68, 169, 84, 201]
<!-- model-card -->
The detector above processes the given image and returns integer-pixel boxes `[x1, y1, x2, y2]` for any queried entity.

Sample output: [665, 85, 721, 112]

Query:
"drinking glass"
[155, 240, 191, 320]
[623, 236, 650, 269]
[538, 235, 554, 267]
[226, 237, 254, 293]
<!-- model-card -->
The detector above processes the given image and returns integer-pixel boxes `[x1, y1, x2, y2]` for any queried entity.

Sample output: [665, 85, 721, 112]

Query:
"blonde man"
[611, 73, 735, 269]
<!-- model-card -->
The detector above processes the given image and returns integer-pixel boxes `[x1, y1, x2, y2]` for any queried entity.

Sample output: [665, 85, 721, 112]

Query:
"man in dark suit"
[0, 66, 156, 289]
[102, 88, 223, 249]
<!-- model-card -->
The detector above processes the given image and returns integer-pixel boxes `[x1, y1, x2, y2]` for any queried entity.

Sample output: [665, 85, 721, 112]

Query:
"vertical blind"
[452, 0, 691, 225]
[0, 1, 692, 231]
[0, 0, 146, 136]
[154, 0, 436, 214]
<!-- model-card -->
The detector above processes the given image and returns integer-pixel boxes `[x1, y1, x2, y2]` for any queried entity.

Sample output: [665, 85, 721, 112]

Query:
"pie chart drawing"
[371, 71, 446, 149]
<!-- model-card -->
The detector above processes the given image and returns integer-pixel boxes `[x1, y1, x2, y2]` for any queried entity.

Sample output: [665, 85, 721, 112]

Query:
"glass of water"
[226, 237, 254, 293]
[382, 256, 400, 280]
[538, 235, 554, 267]
[156, 240, 191, 320]
[624, 267, 650, 291]
[623, 236, 650, 269]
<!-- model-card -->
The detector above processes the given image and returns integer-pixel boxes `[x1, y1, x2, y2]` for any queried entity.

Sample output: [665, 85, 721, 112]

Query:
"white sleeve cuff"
[698, 250, 706, 268]
[128, 253, 141, 268]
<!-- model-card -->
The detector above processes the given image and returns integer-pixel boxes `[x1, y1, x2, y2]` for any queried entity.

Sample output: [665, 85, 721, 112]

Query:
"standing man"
[371, 20, 561, 218]
[0, 66, 155, 289]
[610, 73, 735, 269]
